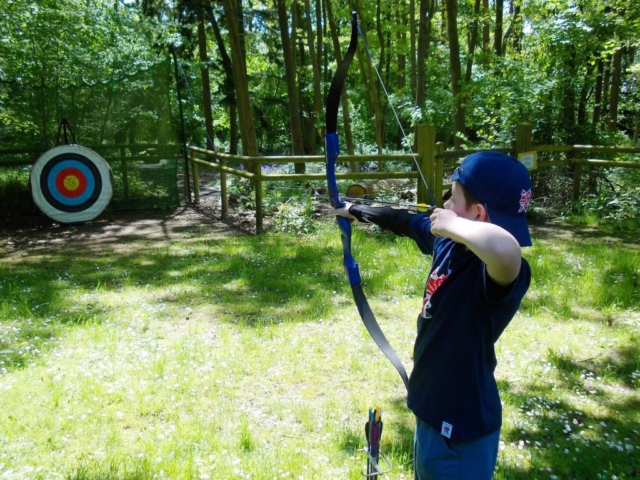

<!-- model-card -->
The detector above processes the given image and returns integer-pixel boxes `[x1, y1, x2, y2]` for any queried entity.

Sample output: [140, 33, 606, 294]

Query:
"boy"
[331, 151, 532, 479]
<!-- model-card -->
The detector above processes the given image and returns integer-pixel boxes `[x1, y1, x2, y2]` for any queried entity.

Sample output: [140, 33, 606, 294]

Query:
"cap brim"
[485, 206, 532, 247]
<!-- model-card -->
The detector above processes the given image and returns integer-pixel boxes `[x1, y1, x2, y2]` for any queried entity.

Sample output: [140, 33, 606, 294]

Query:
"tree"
[445, 0, 465, 147]
[208, 5, 239, 154]
[221, 0, 258, 156]
[196, 0, 215, 150]
[276, 0, 305, 167]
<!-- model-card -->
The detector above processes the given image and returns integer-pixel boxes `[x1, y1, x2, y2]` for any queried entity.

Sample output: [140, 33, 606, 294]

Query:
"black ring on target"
[39, 152, 103, 212]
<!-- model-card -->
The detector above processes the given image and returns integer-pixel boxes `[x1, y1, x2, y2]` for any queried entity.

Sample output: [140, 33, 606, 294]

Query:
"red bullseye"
[55, 167, 87, 198]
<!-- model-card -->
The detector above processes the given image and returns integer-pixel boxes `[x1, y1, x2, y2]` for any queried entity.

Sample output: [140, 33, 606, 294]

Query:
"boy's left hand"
[328, 201, 356, 220]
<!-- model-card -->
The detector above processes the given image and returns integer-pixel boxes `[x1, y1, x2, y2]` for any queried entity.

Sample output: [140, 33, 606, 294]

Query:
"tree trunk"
[561, 46, 577, 143]
[446, 0, 465, 148]
[379, 2, 392, 147]
[304, 0, 321, 154]
[482, 0, 490, 67]
[577, 64, 595, 140]
[196, 3, 215, 150]
[416, 0, 435, 111]
[209, 6, 238, 153]
[352, 0, 384, 155]
[593, 58, 603, 128]
[608, 47, 622, 132]
[276, 0, 306, 167]
[221, 0, 258, 156]
[494, 0, 503, 57]
[602, 56, 611, 129]
[292, 0, 313, 158]
[410, 0, 416, 101]
[396, 0, 406, 149]
[465, 0, 481, 85]
[376, 0, 385, 76]
[314, 0, 323, 96]
[502, 0, 522, 54]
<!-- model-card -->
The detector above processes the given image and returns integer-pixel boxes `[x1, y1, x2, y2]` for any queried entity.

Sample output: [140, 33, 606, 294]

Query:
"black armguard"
[348, 205, 415, 237]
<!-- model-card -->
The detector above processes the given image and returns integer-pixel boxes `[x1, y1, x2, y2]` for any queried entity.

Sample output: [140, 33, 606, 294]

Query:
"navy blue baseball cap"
[451, 151, 532, 246]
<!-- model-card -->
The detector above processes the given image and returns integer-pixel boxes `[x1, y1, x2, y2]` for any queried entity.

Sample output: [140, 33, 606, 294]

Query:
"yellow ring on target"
[63, 175, 81, 191]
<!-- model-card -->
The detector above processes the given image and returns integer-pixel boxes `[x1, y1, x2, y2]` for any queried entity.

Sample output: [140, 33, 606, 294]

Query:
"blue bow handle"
[326, 131, 361, 287]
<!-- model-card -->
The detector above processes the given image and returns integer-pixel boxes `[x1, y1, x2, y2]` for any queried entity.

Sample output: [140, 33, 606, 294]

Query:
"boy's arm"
[429, 208, 522, 285]
[329, 202, 434, 254]
[329, 203, 416, 237]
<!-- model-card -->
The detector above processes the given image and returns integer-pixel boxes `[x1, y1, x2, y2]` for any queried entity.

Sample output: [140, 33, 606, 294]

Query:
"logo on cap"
[519, 189, 532, 213]
[441, 421, 453, 438]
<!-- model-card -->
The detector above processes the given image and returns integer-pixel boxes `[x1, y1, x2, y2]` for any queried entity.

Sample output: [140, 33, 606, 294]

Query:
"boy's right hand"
[429, 208, 458, 238]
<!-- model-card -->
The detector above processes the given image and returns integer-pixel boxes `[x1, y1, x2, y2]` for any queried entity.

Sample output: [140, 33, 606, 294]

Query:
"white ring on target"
[30, 145, 113, 223]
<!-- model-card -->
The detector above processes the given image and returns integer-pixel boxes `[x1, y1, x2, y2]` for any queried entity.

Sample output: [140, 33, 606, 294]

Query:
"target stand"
[30, 144, 113, 224]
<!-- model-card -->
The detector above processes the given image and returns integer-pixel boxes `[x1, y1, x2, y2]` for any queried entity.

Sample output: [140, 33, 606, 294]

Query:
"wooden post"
[515, 122, 533, 154]
[435, 142, 445, 207]
[121, 146, 129, 200]
[254, 160, 263, 233]
[416, 124, 436, 206]
[190, 151, 200, 203]
[572, 150, 582, 202]
[220, 151, 228, 218]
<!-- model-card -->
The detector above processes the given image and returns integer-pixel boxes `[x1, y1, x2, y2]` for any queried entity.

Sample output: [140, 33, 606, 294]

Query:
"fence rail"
[187, 123, 639, 233]
[2, 126, 638, 232]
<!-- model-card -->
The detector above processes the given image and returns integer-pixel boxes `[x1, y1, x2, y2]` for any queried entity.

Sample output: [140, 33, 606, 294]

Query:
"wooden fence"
[2, 127, 638, 230]
[187, 122, 640, 233]
[0, 144, 181, 214]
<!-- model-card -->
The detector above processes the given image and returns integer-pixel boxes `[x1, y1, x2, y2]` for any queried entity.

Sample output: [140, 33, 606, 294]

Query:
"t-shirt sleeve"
[408, 212, 435, 255]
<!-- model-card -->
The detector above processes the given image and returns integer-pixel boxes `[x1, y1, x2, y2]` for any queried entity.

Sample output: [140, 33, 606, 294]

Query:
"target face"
[30, 145, 113, 223]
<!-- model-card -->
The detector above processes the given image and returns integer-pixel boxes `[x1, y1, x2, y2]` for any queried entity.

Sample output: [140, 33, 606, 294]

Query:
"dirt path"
[0, 202, 256, 258]
[2, 204, 638, 259]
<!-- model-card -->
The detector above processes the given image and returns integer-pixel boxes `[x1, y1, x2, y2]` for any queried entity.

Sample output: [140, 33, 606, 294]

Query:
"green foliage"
[270, 200, 319, 236]
[571, 168, 640, 224]
[1, 0, 639, 158]
[0, 0, 176, 148]
[0, 167, 37, 216]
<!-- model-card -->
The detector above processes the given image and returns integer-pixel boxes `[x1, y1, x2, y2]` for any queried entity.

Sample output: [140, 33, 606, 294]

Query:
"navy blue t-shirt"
[406, 213, 531, 442]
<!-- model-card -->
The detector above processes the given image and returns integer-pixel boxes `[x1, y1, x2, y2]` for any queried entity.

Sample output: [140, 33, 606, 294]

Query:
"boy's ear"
[474, 203, 489, 222]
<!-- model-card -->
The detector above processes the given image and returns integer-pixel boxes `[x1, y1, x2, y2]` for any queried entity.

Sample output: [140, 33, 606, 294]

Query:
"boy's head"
[451, 151, 532, 246]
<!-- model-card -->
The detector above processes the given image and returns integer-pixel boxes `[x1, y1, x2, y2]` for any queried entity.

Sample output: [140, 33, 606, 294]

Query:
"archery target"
[30, 145, 113, 223]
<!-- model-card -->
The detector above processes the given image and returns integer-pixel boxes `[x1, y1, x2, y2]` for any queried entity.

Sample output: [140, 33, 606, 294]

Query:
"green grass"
[0, 217, 639, 479]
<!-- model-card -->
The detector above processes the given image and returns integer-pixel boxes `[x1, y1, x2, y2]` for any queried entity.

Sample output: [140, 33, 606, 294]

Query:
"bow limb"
[325, 11, 360, 287]
[324, 12, 409, 390]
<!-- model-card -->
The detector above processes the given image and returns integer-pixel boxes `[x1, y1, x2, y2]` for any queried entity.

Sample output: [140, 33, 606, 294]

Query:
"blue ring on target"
[46, 159, 97, 207]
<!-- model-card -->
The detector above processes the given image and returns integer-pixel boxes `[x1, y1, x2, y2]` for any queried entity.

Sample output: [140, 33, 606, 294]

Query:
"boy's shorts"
[414, 416, 500, 480]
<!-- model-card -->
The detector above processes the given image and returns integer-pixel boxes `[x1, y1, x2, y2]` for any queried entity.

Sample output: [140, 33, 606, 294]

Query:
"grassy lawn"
[0, 212, 639, 479]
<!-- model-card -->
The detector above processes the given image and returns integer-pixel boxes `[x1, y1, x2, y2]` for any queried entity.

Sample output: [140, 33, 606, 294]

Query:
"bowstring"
[356, 23, 436, 206]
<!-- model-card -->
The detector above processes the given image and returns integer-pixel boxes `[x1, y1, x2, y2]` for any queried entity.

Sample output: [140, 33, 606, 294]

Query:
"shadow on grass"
[547, 343, 640, 389]
[529, 214, 640, 248]
[0, 210, 376, 372]
[497, 378, 640, 479]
